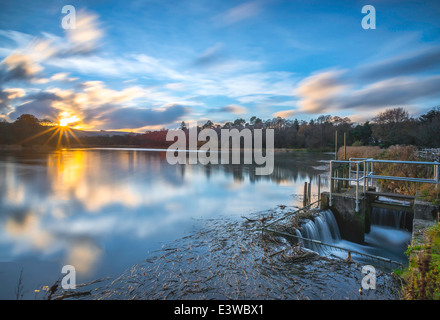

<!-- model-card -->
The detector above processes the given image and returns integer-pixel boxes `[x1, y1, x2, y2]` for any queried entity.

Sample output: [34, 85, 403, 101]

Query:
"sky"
[0, 0, 439, 132]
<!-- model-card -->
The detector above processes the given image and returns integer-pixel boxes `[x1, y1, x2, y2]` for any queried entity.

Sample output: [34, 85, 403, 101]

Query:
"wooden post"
[344, 132, 346, 160]
[335, 130, 338, 160]
[329, 161, 333, 206]
[303, 182, 308, 207]
[342, 166, 345, 189]
[308, 178, 312, 205]
[318, 175, 321, 202]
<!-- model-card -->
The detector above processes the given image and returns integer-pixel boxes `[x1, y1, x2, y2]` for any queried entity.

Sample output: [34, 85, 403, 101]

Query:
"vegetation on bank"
[397, 221, 440, 300]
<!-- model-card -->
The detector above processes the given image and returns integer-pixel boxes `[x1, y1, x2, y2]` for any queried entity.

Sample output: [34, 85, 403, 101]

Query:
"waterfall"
[370, 207, 413, 231]
[295, 208, 412, 264]
[297, 209, 341, 253]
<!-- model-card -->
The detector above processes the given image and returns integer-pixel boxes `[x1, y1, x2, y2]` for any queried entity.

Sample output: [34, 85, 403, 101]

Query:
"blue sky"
[0, 0, 439, 131]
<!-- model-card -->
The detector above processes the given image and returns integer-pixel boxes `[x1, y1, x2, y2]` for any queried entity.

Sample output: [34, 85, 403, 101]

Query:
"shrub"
[400, 222, 440, 300]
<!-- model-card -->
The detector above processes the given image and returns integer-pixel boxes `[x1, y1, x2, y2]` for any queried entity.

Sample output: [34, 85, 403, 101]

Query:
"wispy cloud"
[213, 0, 265, 26]
[294, 70, 348, 113]
[294, 46, 440, 115]
[273, 109, 295, 118]
[357, 46, 440, 82]
[209, 104, 248, 114]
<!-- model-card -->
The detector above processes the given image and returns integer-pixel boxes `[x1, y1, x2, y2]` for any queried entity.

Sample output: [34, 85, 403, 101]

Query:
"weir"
[323, 157, 439, 244]
[264, 206, 407, 268]
[264, 157, 439, 268]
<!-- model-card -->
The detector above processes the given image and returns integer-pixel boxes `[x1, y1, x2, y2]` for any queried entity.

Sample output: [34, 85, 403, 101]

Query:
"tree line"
[0, 106, 439, 149]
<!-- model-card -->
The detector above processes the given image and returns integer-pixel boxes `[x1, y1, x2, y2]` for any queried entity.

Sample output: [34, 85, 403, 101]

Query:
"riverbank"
[398, 220, 440, 299]
[0, 144, 335, 153]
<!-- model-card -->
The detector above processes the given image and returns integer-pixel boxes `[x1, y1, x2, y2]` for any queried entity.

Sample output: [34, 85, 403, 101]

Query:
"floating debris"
[46, 210, 400, 300]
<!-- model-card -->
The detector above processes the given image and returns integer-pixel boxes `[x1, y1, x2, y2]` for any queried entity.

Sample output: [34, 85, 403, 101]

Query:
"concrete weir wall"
[411, 199, 439, 246]
[320, 191, 368, 243]
[320, 191, 439, 246]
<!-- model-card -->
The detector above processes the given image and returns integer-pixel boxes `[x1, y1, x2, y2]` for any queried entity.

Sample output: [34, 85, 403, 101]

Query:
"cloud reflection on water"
[0, 149, 330, 278]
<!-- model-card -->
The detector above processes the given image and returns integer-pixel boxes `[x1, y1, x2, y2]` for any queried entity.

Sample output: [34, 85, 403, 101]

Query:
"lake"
[0, 148, 332, 299]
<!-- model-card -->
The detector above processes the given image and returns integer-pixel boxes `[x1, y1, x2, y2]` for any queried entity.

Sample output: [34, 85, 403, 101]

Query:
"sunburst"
[59, 113, 80, 127]
[17, 113, 83, 149]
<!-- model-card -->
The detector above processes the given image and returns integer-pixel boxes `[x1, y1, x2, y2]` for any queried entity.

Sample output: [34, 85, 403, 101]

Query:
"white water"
[297, 208, 412, 265]
[371, 207, 413, 231]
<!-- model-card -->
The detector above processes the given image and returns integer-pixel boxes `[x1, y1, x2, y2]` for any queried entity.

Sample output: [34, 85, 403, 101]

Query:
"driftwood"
[242, 213, 273, 223]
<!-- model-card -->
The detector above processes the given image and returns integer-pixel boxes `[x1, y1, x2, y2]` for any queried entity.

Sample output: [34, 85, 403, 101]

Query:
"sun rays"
[58, 111, 80, 128]
[16, 113, 83, 149]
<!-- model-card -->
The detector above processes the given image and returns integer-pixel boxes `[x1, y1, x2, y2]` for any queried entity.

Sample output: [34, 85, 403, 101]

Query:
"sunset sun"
[58, 112, 80, 127]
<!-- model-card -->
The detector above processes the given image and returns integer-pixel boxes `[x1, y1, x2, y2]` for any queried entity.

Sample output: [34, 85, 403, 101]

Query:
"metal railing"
[330, 158, 440, 212]
[417, 148, 440, 162]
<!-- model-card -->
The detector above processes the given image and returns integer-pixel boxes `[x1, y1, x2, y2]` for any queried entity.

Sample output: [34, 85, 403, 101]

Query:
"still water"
[0, 148, 331, 299]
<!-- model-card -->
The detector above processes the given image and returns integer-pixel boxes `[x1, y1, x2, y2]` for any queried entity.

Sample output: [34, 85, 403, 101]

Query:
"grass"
[397, 221, 440, 300]
[338, 145, 383, 160]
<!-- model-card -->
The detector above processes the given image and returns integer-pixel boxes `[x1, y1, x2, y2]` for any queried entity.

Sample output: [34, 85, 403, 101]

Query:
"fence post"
[363, 160, 366, 193]
[344, 132, 346, 160]
[365, 161, 369, 189]
[348, 160, 351, 189]
[303, 182, 308, 207]
[329, 161, 333, 206]
[308, 178, 312, 205]
[318, 175, 321, 203]
[356, 162, 359, 213]
[436, 163, 439, 190]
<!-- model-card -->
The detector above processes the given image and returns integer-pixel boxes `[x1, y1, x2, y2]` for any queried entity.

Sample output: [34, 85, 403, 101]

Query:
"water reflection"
[0, 149, 331, 299]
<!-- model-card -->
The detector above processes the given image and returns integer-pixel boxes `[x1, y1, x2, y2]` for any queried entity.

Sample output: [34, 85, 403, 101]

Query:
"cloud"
[2, 87, 25, 100]
[273, 109, 295, 118]
[9, 99, 58, 121]
[63, 10, 103, 56]
[0, 36, 62, 84]
[19, 71, 75, 85]
[193, 43, 224, 67]
[22, 91, 61, 102]
[50, 72, 76, 82]
[0, 10, 103, 86]
[358, 46, 440, 81]
[0, 30, 33, 48]
[5, 82, 190, 130]
[294, 70, 348, 113]
[209, 104, 248, 114]
[6, 90, 62, 121]
[0, 87, 26, 113]
[295, 70, 440, 114]
[77, 81, 143, 106]
[0, 52, 43, 83]
[294, 46, 440, 115]
[213, 1, 264, 26]
[337, 76, 440, 110]
[0, 90, 11, 112]
[97, 104, 189, 130]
